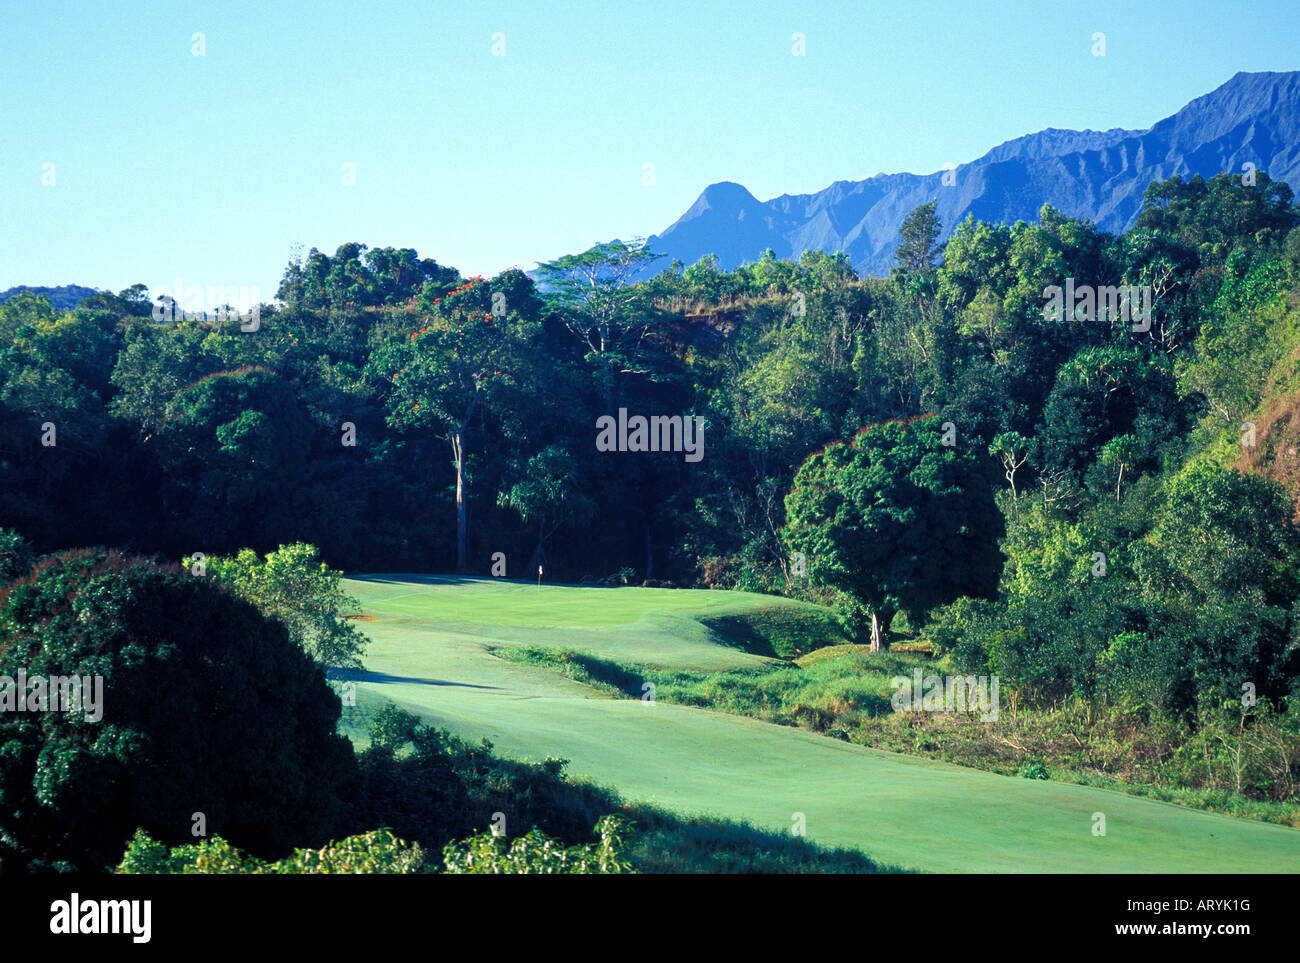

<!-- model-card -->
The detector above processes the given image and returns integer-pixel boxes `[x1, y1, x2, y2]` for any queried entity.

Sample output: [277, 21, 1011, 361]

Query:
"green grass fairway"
[343, 575, 1300, 873]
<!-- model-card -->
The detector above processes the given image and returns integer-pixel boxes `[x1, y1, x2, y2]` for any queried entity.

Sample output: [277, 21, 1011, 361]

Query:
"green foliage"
[955, 459, 1300, 717]
[368, 271, 542, 568]
[277, 242, 459, 311]
[1140, 462, 1300, 609]
[1036, 344, 1174, 484]
[442, 815, 635, 874]
[1179, 255, 1290, 423]
[1135, 171, 1298, 265]
[988, 431, 1031, 498]
[374, 275, 531, 439]
[117, 828, 428, 874]
[1132, 462, 1300, 710]
[534, 238, 667, 405]
[198, 542, 366, 669]
[956, 498, 1137, 704]
[921, 596, 995, 656]
[894, 201, 943, 275]
[498, 445, 596, 564]
[0, 550, 354, 872]
[0, 529, 33, 585]
[366, 702, 422, 752]
[783, 415, 1004, 647]
[154, 366, 315, 549]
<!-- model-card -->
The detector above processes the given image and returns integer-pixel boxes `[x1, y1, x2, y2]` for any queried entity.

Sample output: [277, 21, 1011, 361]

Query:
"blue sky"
[2, 0, 1298, 303]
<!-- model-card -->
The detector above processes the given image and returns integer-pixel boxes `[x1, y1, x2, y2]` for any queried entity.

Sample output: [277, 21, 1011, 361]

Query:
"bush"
[0, 550, 355, 872]
[117, 828, 428, 874]
[195, 542, 367, 669]
[442, 816, 634, 874]
[0, 529, 33, 586]
[922, 596, 994, 658]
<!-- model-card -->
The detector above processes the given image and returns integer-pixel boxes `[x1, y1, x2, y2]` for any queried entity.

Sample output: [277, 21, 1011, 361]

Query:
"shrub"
[442, 816, 635, 874]
[195, 542, 367, 669]
[0, 529, 33, 586]
[0, 550, 355, 872]
[117, 828, 428, 874]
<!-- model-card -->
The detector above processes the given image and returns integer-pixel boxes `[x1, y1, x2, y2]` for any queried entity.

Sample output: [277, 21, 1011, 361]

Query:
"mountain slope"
[648, 71, 1300, 277]
[0, 284, 100, 311]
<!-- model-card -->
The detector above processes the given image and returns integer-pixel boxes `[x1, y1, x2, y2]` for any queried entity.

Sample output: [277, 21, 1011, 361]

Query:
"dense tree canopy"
[783, 415, 1004, 650]
[0, 551, 354, 872]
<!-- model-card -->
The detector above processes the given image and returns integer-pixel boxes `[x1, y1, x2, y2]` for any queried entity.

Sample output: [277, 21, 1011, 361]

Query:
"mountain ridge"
[0, 284, 100, 311]
[646, 70, 1300, 277]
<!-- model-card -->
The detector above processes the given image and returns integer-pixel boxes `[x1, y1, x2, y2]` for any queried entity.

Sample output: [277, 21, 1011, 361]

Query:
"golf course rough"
[341, 575, 1300, 873]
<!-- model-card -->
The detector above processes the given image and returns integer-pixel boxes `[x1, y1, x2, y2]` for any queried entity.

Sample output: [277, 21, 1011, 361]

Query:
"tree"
[276, 242, 458, 311]
[980, 503, 1139, 704]
[442, 816, 634, 874]
[153, 366, 314, 552]
[0, 550, 354, 871]
[199, 542, 367, 668]
[109, 320, 212, 441]
[1099, 434, 1139, 503]
[117, 828, 428, 874]
[1179, 252, 1290, 424]
[989, 431, 1031, 501]
[1138, 463, 1300, 611]
[783, 415, 1004, 650]
[498, 446, 596, 573]
[1036, 344, 1168, 481]
[1134, 463, 1300, 712]
[1135, 171, 1298, 265]
[534, 239, 665, 409]
[372, 274, 538, 569]
[894, 201, 943, 275]
[0, 293, 121, 548]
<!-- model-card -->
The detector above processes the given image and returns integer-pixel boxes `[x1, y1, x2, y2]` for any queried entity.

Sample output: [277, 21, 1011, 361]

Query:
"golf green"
[343, 574, 1300, 873]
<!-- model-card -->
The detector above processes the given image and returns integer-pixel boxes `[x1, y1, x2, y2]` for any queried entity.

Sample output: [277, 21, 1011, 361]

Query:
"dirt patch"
[1236, 385, 1300, 521]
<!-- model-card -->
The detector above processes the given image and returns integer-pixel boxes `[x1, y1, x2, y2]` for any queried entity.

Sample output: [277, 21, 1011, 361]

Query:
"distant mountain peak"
[699, 180, 757, 201]
[683, 181, 761, 217]
[644, 70, 1300, 278]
